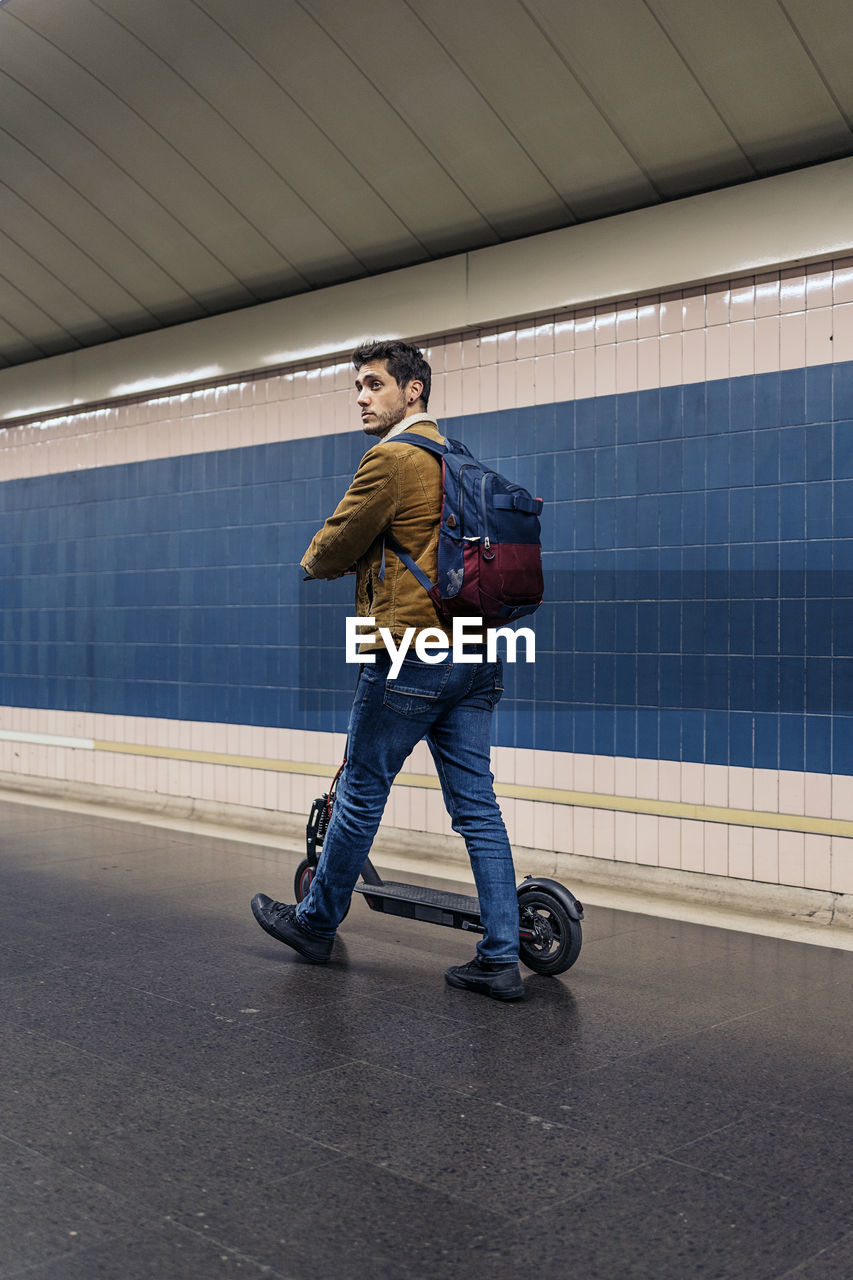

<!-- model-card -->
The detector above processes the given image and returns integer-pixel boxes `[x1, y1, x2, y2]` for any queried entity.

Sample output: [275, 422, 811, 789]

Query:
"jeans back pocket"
[383, 658, 453, 716]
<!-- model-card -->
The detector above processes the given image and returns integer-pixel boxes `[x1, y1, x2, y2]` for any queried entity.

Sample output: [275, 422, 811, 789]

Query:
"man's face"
[355, 360, 417, 437]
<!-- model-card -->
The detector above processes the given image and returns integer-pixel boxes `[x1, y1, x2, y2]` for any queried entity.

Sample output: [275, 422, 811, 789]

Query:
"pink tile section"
[1, 708, 849, 896]
[7, 256, 853, 487]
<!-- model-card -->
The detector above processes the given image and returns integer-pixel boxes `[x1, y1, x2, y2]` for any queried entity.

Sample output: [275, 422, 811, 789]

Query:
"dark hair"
[352, 339, 431, 409]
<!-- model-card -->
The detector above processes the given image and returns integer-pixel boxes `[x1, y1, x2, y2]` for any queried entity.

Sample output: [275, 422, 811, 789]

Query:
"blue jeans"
[296, 653, 519, 963]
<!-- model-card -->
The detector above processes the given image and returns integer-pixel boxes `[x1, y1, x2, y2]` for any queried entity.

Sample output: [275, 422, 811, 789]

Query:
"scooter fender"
[518, 876, 584, 922]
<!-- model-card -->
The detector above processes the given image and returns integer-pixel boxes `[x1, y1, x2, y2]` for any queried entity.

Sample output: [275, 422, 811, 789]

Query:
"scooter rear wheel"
[293, 858, 349, 921]
[517, 886, 582, 975]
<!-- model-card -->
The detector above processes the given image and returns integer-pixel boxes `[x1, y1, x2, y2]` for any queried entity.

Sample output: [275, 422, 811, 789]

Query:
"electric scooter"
[294, 779, 585, 976]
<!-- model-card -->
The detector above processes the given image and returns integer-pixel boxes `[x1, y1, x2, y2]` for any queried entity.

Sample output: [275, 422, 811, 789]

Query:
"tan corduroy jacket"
[301, 419, 445, 652]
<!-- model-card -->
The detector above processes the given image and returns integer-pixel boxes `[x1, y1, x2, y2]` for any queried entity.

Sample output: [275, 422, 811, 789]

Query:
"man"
[251, 340, 523, 1000]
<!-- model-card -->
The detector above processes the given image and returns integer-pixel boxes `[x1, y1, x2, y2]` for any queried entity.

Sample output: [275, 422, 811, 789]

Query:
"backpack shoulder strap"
[384, 534, 434, 592]
[380, 431, 459, 591]
[384, 431, 447, 457]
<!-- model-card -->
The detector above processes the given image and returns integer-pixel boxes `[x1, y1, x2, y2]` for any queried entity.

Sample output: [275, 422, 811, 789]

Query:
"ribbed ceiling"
[0, 0, 851, 369]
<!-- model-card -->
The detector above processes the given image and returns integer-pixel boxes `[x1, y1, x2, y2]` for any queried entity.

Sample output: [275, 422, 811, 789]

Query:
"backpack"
[384, 433, 544, 627]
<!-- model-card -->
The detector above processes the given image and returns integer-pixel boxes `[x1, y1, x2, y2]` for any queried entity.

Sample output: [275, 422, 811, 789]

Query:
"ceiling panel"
[778, 0, 853, 124]
[0, 75, 262, 312]
[0, 268, 80, 356]
[3, 10, 324, 291]
[411, 0, 659, 219]
[305, 0, 575, 238]
[524, 0, 756, 193]
[0, 233, 120, 347]
[197, 0, 502, 258]
[98, 0, 428, 274]
[648, 0, 852, 171]
[0, 181, 175, 336]
[0, 318, 48, 368]
[0, 129, 219, 327]
[0, 0, 851, 370]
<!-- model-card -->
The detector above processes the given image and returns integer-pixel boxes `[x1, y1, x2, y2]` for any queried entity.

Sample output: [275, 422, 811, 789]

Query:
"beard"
[361, 390, 408, 437]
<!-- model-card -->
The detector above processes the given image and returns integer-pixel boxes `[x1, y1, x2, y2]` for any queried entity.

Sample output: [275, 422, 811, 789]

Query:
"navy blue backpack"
[385, 433, 544, 627]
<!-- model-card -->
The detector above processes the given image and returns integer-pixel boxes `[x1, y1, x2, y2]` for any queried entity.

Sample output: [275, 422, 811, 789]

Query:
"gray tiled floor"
[1, 797, 852, 1280]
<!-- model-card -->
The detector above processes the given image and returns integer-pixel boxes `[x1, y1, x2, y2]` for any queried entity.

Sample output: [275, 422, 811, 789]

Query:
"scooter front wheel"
[293, 858, 314, 903]
[517, 886, 582, 975]
[293, 858, 349, 921]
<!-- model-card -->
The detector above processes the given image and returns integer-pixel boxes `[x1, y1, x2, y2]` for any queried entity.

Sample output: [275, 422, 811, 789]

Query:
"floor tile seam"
[706, 1097, 852, 1124]
[551, 999, 798, 1051]
[212, 1054, 506, 1125]
[0, 820, 107, 838]
[163, 1217, 300, 1279]
[654, 1152, 852, 1223]
[650, 1111, 783, 1161]
[8, 986, 423, 1097]
[361, 983, 548, 1024]
[0, 1216, 189, 1280]
[332, 985, 492, 1029]
[272, 1050, 485, 1100]
[2, 1037, 383, 1155]
[515, 1158, 665, 1222]
[1, 1217, 286, 1280]
[272, 1024, 472, 1067]
[0, 962, 284, 1023]
[0, 1023, 133, 1078]
[654, 973, 853, 1019]
[490, 1096, 766, 1150]
[2, 839, 163, 855]
[504, 1031, 714, 1082]
[171, 1214, 451, 1280]
[515, 1156, 853, 1237]
[172, 1154, 519, 1258]
[0, 950, 77, 982]
[208, 1073, 394, 1131]
[0, 979, 238, 1036]
[0, 1125, 158, 1228]
[283, 1150, 526, 1233]
[1, 1113, 353, 1225]
[491, 1098, 686, 1173]
[489, 1096, 605, 1140]
[230, 1109, 617, 1201]
[750, 1094, 853, 1128]
[587, 955, 853, 996]
[0, 1025, 355, 1122]
[0, 926, 217, 963]
[797, 1064, 853, 1096]
[262, 988, 475, 1039]
[322, 1055, 578, 1116]
[580, 977, 840, 1031]
[547, 1005, 802, 1075]
[625, 1000, 847, 1047]
[775, 1226, 853, 1278]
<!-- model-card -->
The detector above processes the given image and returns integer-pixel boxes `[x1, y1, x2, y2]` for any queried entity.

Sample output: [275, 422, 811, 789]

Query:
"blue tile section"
[1, 360, 853, 772]
[0, 437, 365, 736]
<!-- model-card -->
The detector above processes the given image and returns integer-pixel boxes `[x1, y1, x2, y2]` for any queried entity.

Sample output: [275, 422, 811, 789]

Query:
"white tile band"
[0, 729, 94, 750]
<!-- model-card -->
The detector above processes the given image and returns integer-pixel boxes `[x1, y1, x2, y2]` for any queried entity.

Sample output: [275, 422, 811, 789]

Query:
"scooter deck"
[353, 879, 482, 931]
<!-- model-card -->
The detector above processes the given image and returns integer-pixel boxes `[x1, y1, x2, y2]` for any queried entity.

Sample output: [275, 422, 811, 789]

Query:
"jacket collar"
[383, 412, 437, 441]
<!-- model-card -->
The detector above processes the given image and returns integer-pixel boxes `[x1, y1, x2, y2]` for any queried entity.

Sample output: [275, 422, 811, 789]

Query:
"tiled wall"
[2, 259, 853, 896]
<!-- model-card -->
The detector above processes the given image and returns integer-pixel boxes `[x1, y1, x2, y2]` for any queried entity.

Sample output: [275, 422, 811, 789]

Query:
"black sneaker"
[250, 894, 334, 963]
[445, 957, 525, 1001]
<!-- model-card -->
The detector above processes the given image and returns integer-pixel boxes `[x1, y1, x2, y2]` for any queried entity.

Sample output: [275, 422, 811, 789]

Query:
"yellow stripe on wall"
[91, 739, 853, 840]
[93, 740, 340, 777]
